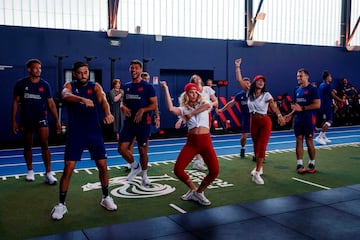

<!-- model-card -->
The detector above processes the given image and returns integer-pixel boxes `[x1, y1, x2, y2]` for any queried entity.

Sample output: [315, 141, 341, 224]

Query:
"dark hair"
[322, 70, 330, 80]
[72, 61, 88, 71]
[26, 58, 41, 68]
[130, 59, 143, 69]
[297, 68, 310, 77]
[248, 81, 267, 101]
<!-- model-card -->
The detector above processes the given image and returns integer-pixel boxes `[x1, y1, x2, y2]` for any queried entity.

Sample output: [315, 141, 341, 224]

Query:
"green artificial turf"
[1, 144, 359, 239]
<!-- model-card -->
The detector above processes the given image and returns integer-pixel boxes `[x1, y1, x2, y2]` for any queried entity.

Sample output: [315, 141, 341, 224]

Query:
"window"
[0, 0, 359, 46]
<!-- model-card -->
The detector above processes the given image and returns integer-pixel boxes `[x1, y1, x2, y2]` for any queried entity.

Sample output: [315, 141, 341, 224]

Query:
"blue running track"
[1, 125, 359, 178]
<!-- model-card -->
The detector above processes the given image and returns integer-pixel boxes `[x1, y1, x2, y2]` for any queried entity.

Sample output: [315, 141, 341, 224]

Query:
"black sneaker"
[296, 164, 307, 174]
[307, 164, 316, 173]
[240, 149, 245, 158]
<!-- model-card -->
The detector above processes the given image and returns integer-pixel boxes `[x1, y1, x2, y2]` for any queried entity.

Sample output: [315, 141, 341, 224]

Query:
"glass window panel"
[350, 0, 360, 45]
[0, 0, 357, 46]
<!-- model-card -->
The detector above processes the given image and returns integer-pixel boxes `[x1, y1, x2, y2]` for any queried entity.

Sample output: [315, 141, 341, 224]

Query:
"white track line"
[169, 203, 187, 213]
[292, 177, 331, 190]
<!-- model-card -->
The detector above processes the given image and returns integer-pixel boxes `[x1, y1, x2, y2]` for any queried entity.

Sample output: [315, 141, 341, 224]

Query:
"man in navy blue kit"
[12, 58, 61, 184]
[315, 71, 344, 145]
[51, 61, 117, 220]
[118, 60, 157, 187]
[217, 78, 251, 158]
[285, 68, 320, 174]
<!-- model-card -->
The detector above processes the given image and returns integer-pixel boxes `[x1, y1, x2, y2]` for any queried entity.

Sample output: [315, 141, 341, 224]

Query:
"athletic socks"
[102, 186, 109, 197]
[59, 192, 67, 204]
[131, 161, 139, 168]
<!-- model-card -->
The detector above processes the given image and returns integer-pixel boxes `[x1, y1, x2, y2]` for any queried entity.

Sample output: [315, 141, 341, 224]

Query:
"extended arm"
[217, 99, 236, 113]
[235, 58, 248, 91]
[160, 81, 181, 116]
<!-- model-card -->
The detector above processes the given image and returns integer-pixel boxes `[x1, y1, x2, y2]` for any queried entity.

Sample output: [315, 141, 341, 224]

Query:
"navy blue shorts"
[21, 119, 48, 133]
[318, 108, 333, 124]
[119, 121, 151, 147]
[64, 134, 107, 161]
[294, 120, 316, 138]
[241, 114, 250, 133]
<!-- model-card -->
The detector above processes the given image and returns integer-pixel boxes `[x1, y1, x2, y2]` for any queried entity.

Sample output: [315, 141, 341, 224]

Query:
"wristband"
[302, 106, 305, 111]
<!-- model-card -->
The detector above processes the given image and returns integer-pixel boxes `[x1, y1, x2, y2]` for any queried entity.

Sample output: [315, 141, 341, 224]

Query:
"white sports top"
[247, 92, 273, 115]
[200, 86, 215, 101]
[179, 101, 211, 130]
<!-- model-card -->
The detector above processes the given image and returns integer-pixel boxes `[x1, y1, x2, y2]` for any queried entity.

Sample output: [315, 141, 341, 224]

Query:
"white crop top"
[179, 102, 211, 130]
[247, 92, 273, 115]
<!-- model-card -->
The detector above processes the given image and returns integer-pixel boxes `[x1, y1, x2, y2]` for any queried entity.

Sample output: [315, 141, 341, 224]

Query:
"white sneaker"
[191, 191, 211, 206]
[141, 176, 152, 187]
[100, 196, 117, 211]
[126, 163, 142, 181]
[323, 136, 331, 143]
[251, 166, 263, 176]
[25, 170, 35, 181]
[315, 136, 326, 145]
[192, 160, 208, 171]
[45, 173, 57, 185]
[180, 189, 195, 201]
[252, 172, 264, 185]
[51, 203, 68, 220]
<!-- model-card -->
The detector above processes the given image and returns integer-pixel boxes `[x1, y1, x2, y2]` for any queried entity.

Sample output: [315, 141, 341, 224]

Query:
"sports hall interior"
[0, 1, 359, 239]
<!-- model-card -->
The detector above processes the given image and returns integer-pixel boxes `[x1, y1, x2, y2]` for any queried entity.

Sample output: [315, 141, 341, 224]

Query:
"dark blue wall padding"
[0, 25, 359, 145]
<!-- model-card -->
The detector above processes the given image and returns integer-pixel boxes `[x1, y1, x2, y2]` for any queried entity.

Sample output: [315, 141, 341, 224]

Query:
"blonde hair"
[189, 74, 203, 85]
[178, 90, 203, 108]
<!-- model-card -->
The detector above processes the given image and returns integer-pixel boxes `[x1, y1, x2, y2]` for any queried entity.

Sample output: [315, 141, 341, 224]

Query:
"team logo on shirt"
[39, 87, 44, 92]
[87, 89, 93, 95]
[138, 86, 144, 92]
